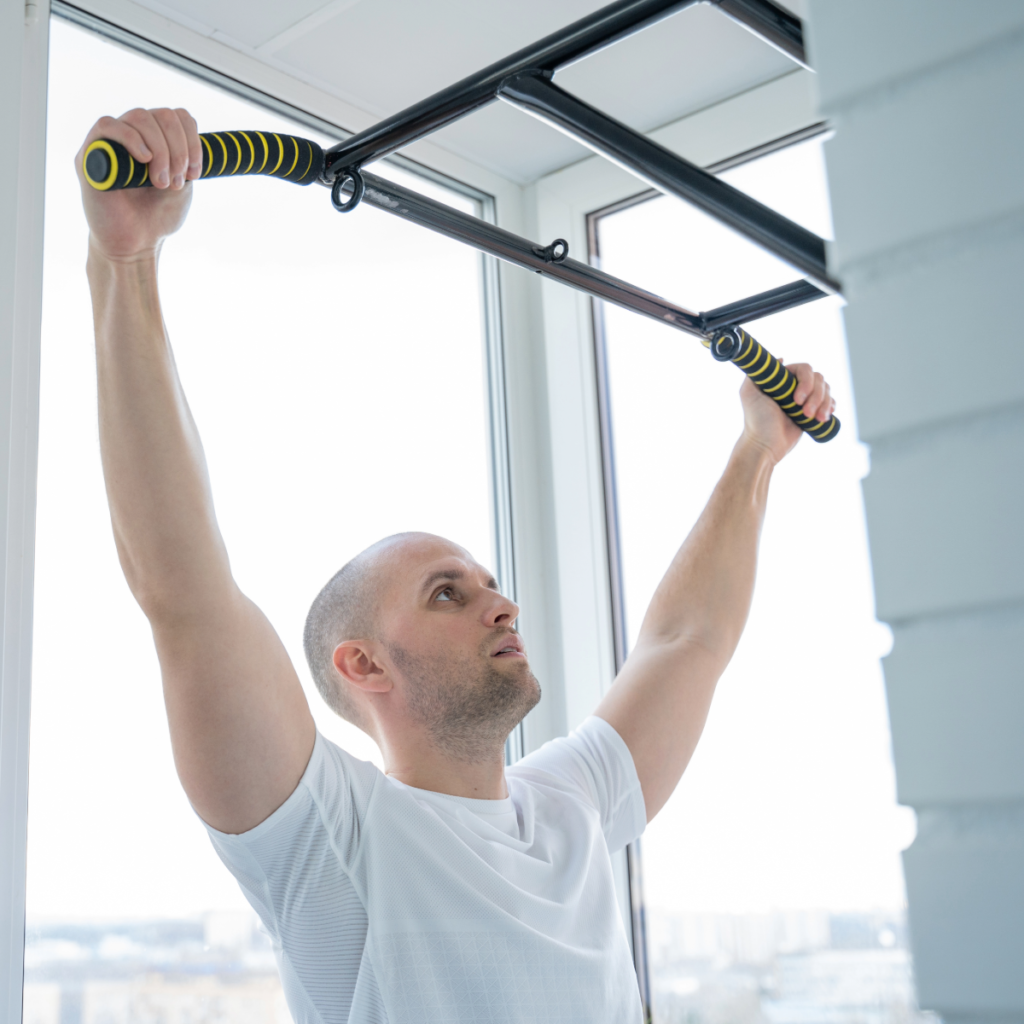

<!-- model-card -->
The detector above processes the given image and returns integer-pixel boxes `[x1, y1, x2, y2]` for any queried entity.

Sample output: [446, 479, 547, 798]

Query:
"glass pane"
[597, 139, 833, 316]
[27, 19, 495, 1024]
[597, 140, 930, 1023]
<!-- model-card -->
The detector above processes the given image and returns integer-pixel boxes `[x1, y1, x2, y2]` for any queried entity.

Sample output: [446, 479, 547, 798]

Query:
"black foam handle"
[83, 131, 325, 191]
[707, 326, 840, 443]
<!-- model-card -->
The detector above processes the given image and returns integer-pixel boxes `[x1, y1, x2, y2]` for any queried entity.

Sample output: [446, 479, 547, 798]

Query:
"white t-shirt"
[205, 715, 647, 1024]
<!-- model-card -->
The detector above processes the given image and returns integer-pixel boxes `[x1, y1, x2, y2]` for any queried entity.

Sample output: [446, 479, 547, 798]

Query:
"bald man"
[78, 108, 835, 1024]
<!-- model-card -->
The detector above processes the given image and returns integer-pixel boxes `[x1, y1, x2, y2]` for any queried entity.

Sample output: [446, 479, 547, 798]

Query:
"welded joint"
[705, 0, 808, 68]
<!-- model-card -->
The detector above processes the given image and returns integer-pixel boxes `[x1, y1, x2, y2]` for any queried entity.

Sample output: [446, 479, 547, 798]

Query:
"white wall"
[806, 2, 1024, 1018]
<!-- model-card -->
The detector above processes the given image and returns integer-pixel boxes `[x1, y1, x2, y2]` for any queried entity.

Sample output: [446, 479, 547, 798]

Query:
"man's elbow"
[121, 555, 233, 628]
[113, 534, 234, 626]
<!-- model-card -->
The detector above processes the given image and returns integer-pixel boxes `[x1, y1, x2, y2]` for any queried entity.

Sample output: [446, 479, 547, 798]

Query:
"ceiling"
[133, 0, 806, 182]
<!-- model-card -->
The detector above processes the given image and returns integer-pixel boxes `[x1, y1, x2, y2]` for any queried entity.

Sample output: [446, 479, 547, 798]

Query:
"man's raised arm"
[595, 367, 834, 821]
[78, 108, 315, 834]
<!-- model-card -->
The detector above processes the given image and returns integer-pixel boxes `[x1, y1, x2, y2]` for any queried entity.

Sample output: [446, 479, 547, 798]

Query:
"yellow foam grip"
[83, 140, 119, 190]
[717, 326, 840, 443]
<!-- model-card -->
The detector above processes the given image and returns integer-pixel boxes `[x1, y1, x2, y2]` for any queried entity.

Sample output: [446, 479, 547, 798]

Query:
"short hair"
[303, 533, 427, 729]
[302, 552, 382, 731]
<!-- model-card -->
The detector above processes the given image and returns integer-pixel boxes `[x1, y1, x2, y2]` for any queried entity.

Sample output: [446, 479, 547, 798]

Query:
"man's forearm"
[595, 367, 831, 820]
[595, 433, 774, 818]
[89, 246, 232, 619]
[636, 433, 773, 662]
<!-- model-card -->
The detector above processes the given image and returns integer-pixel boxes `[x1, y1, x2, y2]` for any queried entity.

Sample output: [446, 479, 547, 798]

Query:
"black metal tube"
[339, 173, 824, 336]
[345, 172, 706, 335]
[711, 0, 807, 66]
[499, 73, 838, 292]
[323, 0, 698, 174]
[700, 279, 826, 330]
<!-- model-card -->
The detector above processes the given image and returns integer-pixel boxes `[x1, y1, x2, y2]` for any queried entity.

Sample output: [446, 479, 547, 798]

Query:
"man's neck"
[384, 745, 509, 800]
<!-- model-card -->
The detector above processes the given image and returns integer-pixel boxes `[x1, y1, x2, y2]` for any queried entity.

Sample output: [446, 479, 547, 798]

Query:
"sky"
[28, 18, 910, 925]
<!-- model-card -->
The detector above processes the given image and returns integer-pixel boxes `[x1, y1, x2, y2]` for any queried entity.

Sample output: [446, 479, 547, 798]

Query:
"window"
[593, 138, 927, 1023]
[26, 18, 501, 1024]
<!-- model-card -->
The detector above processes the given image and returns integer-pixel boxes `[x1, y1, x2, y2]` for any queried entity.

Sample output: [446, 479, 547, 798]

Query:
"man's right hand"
[76, 107, 202, 261]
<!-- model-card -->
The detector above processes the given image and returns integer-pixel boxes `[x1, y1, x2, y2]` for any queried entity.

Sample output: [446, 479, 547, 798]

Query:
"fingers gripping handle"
[83, 132, 325, 191]
[708, 326, 841, 443]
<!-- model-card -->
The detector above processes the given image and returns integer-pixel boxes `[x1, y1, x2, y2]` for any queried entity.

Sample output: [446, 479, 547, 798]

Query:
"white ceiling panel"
[554, 5, 793, 136]
[271, 0, 607, 118]
[424, 103, 592, 183]
[129, 0, 804, 182]
[138, 0, 341, 49]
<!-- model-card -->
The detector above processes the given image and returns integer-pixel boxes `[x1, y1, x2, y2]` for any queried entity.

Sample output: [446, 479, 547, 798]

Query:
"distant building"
[24, 914, 284, 1024]
[646, 909, 933, 1024]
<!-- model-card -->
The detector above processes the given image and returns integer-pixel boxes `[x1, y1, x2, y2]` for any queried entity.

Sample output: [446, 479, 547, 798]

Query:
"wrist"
[87, 236, 162, 270]
[735, 429, 781, 470]
[729, 432, 778, 511]
[87, 238, 161, 287]
[86, 240, 163, 323]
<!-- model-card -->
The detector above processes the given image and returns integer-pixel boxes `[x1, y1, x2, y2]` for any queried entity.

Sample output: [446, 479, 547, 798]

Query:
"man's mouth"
[491, 636, 525, 658]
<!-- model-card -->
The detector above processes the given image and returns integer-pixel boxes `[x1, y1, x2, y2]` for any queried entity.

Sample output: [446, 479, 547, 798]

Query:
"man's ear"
[333, 641, 392, 694]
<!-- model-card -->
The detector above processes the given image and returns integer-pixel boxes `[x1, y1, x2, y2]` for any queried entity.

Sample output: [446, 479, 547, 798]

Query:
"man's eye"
[435, 587, 455, 602]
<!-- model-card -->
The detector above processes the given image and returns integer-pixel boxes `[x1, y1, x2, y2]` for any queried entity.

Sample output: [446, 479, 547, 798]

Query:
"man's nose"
[484, 591, 519, 627]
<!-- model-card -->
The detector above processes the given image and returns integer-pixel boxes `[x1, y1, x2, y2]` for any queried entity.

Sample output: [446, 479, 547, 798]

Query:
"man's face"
[376, 536, 540, 759]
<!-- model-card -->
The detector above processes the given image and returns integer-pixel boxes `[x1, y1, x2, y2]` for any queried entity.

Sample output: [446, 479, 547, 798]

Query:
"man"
[77, 107, 834, 1024]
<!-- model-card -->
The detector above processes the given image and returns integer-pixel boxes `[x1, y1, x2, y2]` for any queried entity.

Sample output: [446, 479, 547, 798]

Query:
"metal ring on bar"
[709, 327, 742, 361]
[532, 237, 569, 263]
[331, 167, 365, 213]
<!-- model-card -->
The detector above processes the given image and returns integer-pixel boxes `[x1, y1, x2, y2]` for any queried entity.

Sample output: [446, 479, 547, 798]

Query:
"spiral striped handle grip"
[706, 326, 840, 443]
[82, 131, 324, 191]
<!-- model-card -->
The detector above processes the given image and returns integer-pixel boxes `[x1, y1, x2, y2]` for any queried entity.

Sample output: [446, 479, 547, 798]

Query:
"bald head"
[302, 532, 464, 729]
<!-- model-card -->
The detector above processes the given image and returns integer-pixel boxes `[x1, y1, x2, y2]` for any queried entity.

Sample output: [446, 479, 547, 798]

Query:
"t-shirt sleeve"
[201, 731, 380, 1023]
[514, 715, 646, 853]
[204, 729, 378, 878]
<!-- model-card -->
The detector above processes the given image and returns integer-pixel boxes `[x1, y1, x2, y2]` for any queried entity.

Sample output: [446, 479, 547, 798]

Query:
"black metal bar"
[499, 73, 838, 292]
[711, 0, 807, 66]
[323, 0, 699, 174]
[335, 173, 825, 336]
[700, 279, 826, 330]
[340, 172, 707, 335]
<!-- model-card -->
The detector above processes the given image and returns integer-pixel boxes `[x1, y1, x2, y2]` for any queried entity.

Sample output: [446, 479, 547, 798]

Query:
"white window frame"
[1, 1, 49, 1019]
[522, 66, 825, 982]
[523, 67, 822, 744]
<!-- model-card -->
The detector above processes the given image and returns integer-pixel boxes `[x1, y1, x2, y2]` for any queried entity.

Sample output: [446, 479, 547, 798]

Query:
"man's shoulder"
[508, 716, 646, 851]
[514, 716, 631, 774]
[213, 730, 383, 844]
[309, 730, 384, 804]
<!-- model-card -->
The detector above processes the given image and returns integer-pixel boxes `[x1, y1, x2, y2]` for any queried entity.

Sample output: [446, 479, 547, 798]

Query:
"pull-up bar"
[82, 0, 840, 442]
[321, 0, 832, 291]
[498, 74, 832, 291]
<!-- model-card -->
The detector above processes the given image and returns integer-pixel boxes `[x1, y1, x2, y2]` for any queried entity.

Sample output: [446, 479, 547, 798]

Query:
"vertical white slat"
[0, 0, 48, 1019]
[807, 0, 1024, 1014]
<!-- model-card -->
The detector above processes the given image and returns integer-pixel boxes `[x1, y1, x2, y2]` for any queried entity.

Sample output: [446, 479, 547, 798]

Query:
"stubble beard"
[389, 633, 541, 763]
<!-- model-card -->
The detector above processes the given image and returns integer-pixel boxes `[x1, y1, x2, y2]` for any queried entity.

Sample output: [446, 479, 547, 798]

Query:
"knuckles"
[151, 108, 181, 127]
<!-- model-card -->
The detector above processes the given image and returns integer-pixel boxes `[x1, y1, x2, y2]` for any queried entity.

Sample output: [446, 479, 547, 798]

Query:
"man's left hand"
[740, 362, 834, 464]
